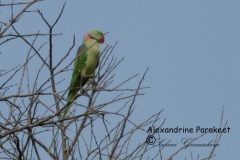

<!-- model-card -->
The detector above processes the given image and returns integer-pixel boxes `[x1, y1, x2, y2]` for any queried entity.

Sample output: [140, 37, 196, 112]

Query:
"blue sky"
[1, 0, 239, 159]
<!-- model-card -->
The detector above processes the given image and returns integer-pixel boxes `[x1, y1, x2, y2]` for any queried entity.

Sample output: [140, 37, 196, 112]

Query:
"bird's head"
[84, 29, 105, 44]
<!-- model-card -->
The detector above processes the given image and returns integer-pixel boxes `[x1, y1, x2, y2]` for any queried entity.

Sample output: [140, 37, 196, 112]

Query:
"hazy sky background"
[1, 0, 239, 159]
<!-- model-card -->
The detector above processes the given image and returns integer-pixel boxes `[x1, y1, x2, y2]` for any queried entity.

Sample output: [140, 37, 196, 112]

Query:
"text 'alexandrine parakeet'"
[49, 29, 104, 150]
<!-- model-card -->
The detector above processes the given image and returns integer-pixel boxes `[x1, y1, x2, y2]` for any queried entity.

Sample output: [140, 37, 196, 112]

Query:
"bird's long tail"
[48, 101, 72, 151]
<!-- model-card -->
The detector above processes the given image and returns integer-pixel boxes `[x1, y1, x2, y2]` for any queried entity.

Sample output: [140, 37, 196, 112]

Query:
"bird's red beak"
[98, 36, 104, 44]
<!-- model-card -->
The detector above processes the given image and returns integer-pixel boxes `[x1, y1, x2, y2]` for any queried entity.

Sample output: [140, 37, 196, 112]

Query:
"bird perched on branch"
[63, 29, 104, 118]
[49, 29, 105, 150]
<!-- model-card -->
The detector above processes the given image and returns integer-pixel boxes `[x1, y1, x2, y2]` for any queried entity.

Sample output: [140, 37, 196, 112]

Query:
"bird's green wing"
[67, 43, 87, 102]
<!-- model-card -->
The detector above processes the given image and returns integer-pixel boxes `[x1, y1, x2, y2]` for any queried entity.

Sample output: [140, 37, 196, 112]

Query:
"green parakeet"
[49, 29, 104, 149]
[63, 29, 104, 118]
